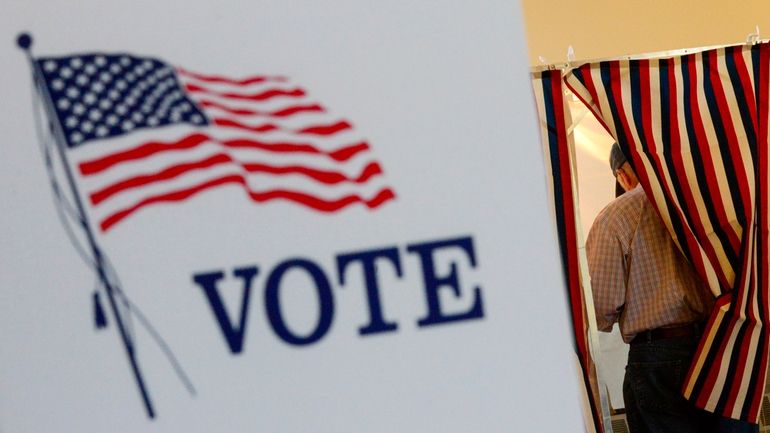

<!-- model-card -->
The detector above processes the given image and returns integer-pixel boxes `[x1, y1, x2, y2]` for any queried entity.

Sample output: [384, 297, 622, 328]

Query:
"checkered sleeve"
[585, 215, 627, 332]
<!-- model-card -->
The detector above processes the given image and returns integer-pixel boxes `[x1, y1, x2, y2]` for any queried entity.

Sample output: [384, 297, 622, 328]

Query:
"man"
[586, 143, 717, 433]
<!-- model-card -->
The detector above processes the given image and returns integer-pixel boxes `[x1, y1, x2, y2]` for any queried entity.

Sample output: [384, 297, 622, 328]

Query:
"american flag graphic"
[36, 53, 396, 232]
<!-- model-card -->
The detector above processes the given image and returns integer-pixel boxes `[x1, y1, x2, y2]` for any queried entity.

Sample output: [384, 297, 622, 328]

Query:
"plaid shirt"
[585, 186, 714, 343]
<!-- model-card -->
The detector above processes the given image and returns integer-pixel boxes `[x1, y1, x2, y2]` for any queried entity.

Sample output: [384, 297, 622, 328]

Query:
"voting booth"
[533, 40, 770, 432]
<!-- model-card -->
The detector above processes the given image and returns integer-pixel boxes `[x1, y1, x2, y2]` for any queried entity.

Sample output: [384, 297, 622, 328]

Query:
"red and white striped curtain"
[564, 42, 770, 423]
[532, 69, 603, 432]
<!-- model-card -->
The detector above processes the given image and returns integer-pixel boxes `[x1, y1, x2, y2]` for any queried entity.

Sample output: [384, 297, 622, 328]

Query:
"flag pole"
[16, 33, 156, 419]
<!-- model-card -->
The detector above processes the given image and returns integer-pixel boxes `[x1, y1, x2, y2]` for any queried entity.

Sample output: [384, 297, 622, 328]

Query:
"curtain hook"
[747, 25, 760, 45]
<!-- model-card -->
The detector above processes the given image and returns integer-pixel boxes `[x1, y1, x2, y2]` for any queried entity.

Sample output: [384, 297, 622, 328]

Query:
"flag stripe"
[100, 174, 395, 231]
[211, 117, 352, 136]
[199, 99, 325, 117]
[78, 132, 371, 175]
[184, 83, 306, 102]
[89, 153, 383, 205]
[176, 67, 287, 85]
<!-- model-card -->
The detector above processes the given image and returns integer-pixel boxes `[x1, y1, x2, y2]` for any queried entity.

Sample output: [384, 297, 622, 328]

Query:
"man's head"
[609, 142, 638, 195]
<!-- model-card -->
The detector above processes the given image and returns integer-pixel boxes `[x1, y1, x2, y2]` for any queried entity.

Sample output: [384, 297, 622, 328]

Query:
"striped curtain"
[532, 69, 602, 432]
[564, 42, 770, 423]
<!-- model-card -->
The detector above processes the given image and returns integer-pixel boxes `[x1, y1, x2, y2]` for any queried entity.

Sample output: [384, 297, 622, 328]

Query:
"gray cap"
[609, 142, 627, 176]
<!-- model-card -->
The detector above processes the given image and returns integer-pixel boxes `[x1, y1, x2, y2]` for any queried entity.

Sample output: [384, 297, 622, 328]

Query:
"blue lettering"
[406, 236, 484, 327]
[336, 246, 402, 336]
[265, 259, 334, 346]
[192, 266, 258, 354]
[191, 235, 484, 351]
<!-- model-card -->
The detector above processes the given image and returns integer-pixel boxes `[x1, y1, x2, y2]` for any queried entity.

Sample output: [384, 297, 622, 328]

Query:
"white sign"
[0, 1, 585, 432]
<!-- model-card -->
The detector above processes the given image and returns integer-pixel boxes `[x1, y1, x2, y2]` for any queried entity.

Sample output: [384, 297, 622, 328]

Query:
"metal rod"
[16, 33, 156, 419]
[530, 38, 769, 73]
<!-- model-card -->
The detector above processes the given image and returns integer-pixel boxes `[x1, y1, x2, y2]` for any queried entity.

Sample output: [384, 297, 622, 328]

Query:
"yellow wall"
[521, 0, 770, 64]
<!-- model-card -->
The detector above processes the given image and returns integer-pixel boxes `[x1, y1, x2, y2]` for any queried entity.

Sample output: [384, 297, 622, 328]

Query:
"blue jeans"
[624, 336, 758, 433]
